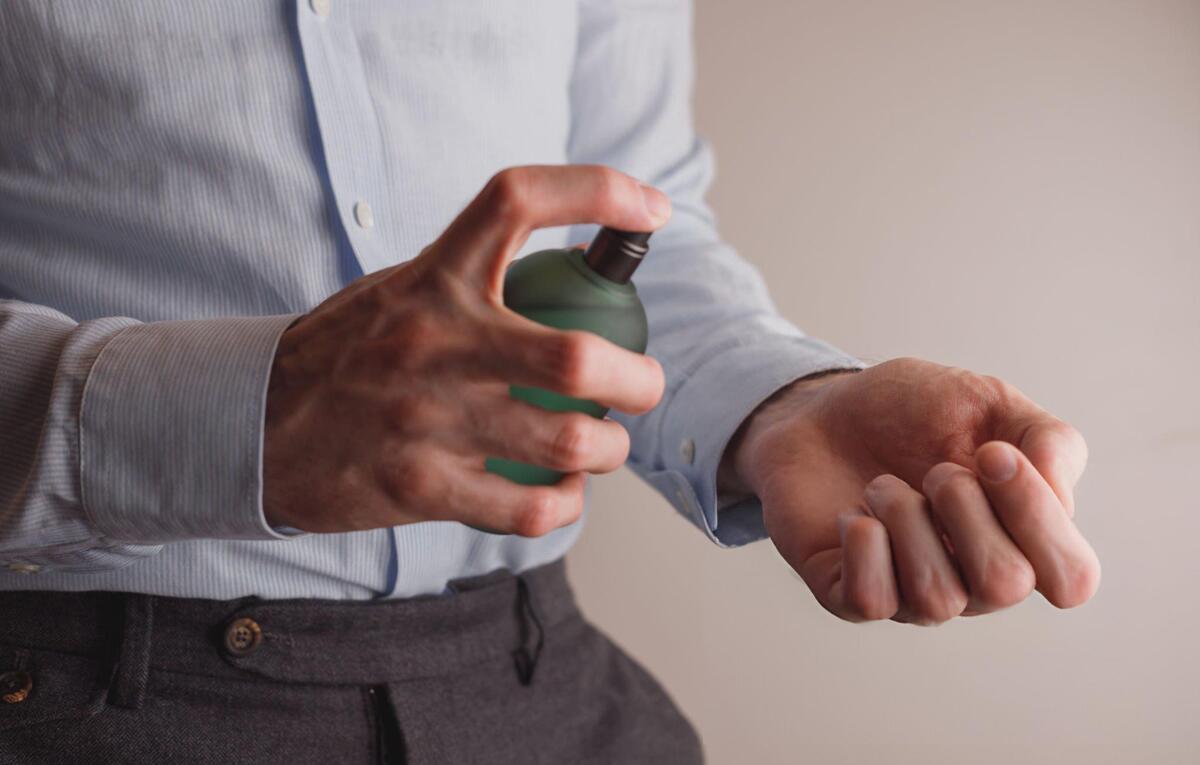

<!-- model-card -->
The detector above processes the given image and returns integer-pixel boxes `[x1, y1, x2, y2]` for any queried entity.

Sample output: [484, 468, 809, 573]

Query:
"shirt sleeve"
[0, 299, 302, 573]
[567, 0, 864, 546]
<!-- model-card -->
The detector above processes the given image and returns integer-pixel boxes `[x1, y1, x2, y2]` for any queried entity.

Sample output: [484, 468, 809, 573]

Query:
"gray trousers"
[0, 560, 702, 764]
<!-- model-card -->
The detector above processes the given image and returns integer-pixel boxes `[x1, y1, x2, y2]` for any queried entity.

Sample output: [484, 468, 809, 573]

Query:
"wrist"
[718, 368, 857, 497]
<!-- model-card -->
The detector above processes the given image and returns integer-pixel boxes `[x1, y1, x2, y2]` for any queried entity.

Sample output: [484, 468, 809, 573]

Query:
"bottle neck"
[583, 228, 651, 284]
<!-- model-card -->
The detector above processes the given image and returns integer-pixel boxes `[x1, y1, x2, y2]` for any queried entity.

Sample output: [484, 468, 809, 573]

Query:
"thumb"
[1016, 419, 1088, 517]
[423, 165, 671, 297]
[990, 385, 1088, 518]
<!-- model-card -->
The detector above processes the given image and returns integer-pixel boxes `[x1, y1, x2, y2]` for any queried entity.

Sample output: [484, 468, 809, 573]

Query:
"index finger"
[430, 165, 672, 294]
[1016, 418, 1088, 518]
[975, 440, 1101, 608]
[992, 387, 1088, 517]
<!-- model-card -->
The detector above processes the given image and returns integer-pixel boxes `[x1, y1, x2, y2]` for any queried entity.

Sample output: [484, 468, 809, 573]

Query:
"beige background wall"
[568, 2, 1200, 763]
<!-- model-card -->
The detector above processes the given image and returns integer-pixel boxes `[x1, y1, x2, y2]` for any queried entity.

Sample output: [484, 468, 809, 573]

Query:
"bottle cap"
[583, 228, 651, 284]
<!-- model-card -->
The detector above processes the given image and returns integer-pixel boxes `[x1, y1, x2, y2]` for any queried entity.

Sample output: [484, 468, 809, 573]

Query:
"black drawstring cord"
[512, 575, 545, 686]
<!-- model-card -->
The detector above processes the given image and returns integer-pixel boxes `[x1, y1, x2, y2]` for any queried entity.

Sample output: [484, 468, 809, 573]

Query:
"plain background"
[568, 2, 1200, 764]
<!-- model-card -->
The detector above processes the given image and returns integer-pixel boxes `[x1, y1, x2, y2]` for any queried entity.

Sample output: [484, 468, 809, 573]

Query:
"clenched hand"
[722, 358, 1101, 625]
[263, 166, 669, 536]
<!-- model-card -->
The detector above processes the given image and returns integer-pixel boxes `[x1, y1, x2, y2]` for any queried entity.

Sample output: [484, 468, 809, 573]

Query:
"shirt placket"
[295, 0, 401, 596]
[295, 0, 396, 277]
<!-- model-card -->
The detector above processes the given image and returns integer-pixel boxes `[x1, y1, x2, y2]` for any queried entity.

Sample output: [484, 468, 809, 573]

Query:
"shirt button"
[309, 0, 331, 18]
[0, 670, 33, 704]
[679, 438, 695, 465]
[354, 200, 375, 230]
[7, 563, 40, 574]
[223, 617, 263, 657]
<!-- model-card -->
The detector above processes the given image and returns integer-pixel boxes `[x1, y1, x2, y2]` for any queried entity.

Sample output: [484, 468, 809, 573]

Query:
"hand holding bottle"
[263, 165, 670, 536]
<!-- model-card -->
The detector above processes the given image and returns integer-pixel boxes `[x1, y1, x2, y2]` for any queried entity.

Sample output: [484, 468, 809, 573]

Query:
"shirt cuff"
[79, 314, 303, 544]
[641, 336, 864, 547]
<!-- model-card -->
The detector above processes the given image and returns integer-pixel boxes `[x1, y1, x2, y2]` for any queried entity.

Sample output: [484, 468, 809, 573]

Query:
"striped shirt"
[0, 0, 859, 599]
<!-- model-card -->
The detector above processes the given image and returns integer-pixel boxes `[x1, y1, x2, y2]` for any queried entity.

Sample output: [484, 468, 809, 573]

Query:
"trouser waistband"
[0, 559, 575, 708]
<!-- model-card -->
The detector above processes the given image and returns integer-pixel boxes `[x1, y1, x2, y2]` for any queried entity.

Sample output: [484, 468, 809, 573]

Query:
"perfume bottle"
[485, 227, 651, 486]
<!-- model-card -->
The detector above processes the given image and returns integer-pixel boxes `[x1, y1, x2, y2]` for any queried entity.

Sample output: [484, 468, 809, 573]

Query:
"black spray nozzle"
[583, 228, 652, 284]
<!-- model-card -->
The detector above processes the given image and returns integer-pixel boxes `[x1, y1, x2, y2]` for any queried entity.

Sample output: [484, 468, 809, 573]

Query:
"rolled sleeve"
[79, 314, 302, 543]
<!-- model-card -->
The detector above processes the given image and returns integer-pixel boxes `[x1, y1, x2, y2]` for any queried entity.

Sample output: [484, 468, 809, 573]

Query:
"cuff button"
[679, 438, 695, 465]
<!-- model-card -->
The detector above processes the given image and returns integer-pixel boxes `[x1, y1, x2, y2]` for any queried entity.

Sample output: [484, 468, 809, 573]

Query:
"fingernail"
[978, 443, 1018, 482]
[640, 184, 671, 225]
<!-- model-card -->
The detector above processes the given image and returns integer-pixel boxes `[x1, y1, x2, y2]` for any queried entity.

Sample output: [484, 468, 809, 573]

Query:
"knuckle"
[592, 166, 626, 207]
[865, 473, 903, 495]
[559, 480, 586, 524]
[609, 423, 632, 465]
[514, 490, 560, 538]
[388, 451, 441, 505]
[866, 475, 921, 517]
[388, 312, 444, 368]
[418, 264, 465, 302]
[925, 464, 978, 505]
[409, 246, 440, 279]
[546, 332, 594, 395]
[955, 370, 1007, 411]
[976, 554, 1036, 609]
[547, 417, 591, 470]
[1054, 420, 1089, 460]
[385, 393, 429, 433]
[485, 167, 531, 222]
[908, 572, 969, 625]
[595, 165, 624, 191]
[1065, 422, 1087, 449]
[645, 356, 666, 400]
[843, 558, 894, 621]
[979, 373, 1011, 399]
[1045, 555, 1101, 609]
[846, 584, 892, 622]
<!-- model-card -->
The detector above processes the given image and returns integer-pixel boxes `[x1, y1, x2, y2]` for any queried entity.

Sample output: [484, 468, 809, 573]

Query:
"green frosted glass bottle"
[485, 227, 651, 486]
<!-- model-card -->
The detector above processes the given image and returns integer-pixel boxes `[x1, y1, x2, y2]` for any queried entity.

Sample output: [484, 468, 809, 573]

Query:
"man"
[0, 1, 1099, 762]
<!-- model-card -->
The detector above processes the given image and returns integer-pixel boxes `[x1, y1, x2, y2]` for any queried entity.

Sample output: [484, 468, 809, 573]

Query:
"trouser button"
[0, 670, 33, 704]
[223, 617, 263, 656]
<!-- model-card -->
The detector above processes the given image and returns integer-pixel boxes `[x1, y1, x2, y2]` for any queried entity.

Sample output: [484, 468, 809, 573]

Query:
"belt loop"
[108, 594, 154, 710]
[512, 575, 545, 687]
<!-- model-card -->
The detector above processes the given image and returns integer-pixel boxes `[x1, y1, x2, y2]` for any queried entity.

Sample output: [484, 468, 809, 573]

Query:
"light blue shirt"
[0, 0, 860, 599]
